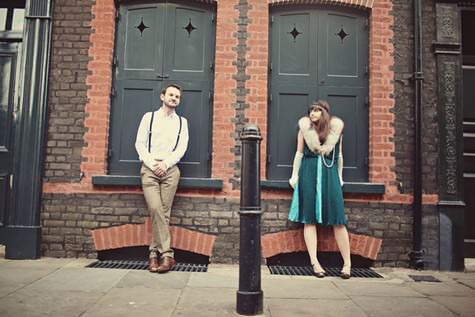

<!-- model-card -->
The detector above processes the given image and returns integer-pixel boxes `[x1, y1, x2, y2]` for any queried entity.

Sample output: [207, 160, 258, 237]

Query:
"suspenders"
[147, 111, 182, 153]
[147, 111, 154, 153]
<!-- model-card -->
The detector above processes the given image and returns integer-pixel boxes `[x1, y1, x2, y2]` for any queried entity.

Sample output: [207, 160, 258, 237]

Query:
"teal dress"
[288, 140, 346, 225]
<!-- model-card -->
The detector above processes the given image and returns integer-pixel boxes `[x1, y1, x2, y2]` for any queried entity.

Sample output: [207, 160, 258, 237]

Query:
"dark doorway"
[0, 2, 24, 247]
[462, 9, 475, 258]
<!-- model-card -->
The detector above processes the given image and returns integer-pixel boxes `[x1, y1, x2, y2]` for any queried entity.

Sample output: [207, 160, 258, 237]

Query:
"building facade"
[0, 0, 473, 270]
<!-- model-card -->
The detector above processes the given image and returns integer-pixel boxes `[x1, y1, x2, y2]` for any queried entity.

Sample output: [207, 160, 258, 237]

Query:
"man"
[135, 84, 189, 273]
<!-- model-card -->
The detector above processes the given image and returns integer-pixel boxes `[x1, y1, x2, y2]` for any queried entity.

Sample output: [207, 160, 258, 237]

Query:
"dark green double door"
[268, 7, 368, 182]
[0, 42, 19, 233]
[109, 1, 215, 177]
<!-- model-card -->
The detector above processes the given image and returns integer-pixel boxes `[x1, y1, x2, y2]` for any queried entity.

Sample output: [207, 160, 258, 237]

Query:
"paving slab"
[408, 280, 475, 296]
[266, 298, 367, 317]
[262, 278, 348, 299]
[456, 279, 475, 289]
[83, 286, 181, 317]
[430, 296, 475, 317]
[116, 270, 191, 289]
[0, 266, 61, 298]
[187, 271, 238, 288]
[0, 257, 74, 269]
[333, 280, 425, 297]
[0, 289, 102, 317]
[351, 295, 456, 317]
[25, 267, 128, 293]
[173, 287, 243, 317]
[446, 272, 475, 280]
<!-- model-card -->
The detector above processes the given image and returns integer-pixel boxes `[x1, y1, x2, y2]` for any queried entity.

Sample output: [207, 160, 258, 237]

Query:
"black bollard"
[236, 124, 263, 316]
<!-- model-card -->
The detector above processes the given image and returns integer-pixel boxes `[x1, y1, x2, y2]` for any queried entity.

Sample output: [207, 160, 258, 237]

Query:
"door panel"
[320, 86, 368, 181]
[119, 4, 164, 80]
[318, 11, 368, 87]
[170, 80, 211, 178]
[0, 42, 18, 227]
[277, 13, 313, 77]
[170, 7, 207, 74]
[110, 80, 158, 175]
[268, 84, 315, 179]
[110, 2, 215, 177]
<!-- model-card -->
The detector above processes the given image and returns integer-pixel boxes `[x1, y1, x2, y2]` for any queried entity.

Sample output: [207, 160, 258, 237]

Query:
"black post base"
[409, 250, 425, 270]
[1, 226, 41, 259]
[236, 290, 263, 315]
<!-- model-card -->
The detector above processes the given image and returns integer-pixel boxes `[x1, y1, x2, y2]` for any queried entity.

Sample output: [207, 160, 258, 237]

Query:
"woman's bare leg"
[333, 225, 351, 275]
[304, 224, 323, 272]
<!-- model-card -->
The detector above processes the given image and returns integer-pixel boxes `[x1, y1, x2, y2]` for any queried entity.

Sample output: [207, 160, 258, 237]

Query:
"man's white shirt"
[135, 107, 189, 171]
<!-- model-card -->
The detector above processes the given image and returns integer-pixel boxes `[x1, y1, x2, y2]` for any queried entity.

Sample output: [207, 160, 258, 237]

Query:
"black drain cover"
[86, 260, 208, 272]
[268, 265, 383, 278]
[408, 275, 441, 282]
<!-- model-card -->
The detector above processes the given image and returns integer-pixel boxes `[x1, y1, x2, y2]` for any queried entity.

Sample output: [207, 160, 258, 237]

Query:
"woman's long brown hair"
[308, 100, 331, 143]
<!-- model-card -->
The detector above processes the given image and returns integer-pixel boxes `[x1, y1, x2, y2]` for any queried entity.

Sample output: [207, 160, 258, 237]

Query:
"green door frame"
[0, 0, 53, 259]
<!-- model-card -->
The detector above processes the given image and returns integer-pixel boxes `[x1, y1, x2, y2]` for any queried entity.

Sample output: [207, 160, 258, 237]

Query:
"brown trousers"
[140, 164, 180, 259]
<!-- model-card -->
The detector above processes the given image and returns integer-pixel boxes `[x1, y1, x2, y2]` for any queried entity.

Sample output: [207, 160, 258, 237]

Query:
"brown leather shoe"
[157, 256, 176, 273]
[149, 257, 159, 273]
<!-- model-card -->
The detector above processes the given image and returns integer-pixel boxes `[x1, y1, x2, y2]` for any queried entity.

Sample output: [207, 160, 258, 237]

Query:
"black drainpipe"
[409, 0, 425, 269]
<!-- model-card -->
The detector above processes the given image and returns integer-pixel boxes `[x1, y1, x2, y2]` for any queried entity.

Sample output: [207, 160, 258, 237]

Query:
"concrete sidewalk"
[0, 257, 474, 317]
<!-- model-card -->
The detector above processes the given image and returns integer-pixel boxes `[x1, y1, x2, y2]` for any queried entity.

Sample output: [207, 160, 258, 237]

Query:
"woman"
[288, 100, 351, 279]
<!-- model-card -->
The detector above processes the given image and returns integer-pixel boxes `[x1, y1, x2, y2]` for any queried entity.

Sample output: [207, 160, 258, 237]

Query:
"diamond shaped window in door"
[135, 17, 149, 36]
[336, 26, 349, 43]
[289, 24, 302, 41]
[183, 19, 196, 37]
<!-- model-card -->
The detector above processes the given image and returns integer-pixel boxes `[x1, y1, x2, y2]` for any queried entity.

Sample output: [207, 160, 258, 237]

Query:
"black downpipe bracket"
[409, 0, 425, 269]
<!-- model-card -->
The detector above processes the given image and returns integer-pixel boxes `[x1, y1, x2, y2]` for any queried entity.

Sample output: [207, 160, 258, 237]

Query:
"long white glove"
[338, 139, 344, 186]
[289, 151, 303, 189]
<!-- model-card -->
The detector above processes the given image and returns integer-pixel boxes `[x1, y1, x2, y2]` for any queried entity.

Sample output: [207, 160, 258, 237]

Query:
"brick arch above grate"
[261, 227, 382, 260]
[91, 219, 216, 257]
[268, 0, 373, 9]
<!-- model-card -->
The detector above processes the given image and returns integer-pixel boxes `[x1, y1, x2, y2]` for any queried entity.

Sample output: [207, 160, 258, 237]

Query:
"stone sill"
[260, 180, 385, 194]
[92, 175, 223, 190]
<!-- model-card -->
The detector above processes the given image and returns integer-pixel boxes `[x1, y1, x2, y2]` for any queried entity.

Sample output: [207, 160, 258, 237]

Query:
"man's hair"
[161, 84, 182, 95]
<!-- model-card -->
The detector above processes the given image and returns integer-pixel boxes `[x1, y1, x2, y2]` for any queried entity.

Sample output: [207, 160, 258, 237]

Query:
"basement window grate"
[86, 260, 208, 272]
[408, 275, 441, 282]
[268, 265, 383, 278]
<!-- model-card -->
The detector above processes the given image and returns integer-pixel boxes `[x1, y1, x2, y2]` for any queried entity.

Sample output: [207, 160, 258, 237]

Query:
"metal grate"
[86, 260, 208, 272]
[408, 275, 441, 282]
[268, 265, 383, 278]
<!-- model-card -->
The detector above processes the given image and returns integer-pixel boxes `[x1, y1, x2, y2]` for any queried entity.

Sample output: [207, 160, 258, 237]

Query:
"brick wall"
[393, 0, 439, 194]
[42, 0, 441, 268]
[45, 0, 94, 182]
[41, 194, 438, 267]
[210, 0, 239, 194]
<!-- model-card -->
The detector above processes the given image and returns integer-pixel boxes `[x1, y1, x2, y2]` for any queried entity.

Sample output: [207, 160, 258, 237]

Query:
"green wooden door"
[0, 42, 19, 228]
[268, 7, 368, 181]
[109, 1, 215, 177]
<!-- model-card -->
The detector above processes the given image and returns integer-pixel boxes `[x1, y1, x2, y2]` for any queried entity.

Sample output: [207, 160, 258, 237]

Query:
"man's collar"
[157, 106, 176, 118]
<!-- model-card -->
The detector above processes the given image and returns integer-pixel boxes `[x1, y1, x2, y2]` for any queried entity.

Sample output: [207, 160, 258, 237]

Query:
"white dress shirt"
[135, 107, 189, 170]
